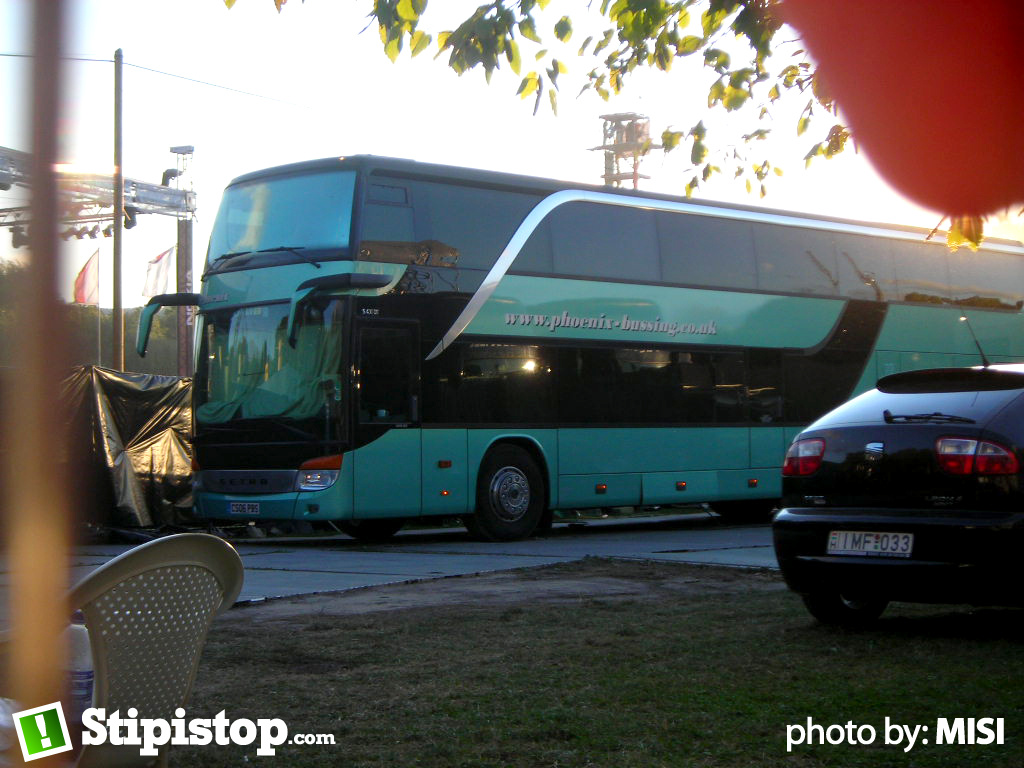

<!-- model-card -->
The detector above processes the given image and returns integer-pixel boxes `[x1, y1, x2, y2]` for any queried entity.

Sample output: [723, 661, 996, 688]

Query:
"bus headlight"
[295, 454, 343, 491]
[296, 469, 339, 491]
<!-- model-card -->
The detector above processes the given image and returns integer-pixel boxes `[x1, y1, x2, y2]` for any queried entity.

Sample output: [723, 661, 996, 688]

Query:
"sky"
[2, 0, 1021, 309]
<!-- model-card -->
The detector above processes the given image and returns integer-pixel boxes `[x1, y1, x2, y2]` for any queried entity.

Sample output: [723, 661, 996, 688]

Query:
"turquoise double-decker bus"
[139, 155, 1024, 540]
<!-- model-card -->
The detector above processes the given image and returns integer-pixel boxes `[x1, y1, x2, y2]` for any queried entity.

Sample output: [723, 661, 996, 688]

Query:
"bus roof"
[225, 154, 1024, 254]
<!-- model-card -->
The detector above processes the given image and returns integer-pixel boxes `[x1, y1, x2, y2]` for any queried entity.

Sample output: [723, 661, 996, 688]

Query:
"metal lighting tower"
[590, 113, 662, 189]
[169, 145, 195, 376]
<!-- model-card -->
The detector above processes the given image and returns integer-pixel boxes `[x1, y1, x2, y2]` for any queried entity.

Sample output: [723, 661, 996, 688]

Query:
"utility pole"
[112, 48, 124, 370]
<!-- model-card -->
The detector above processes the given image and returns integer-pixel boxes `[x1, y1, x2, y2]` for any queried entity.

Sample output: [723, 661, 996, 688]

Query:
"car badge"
[864, 442, 885, 462]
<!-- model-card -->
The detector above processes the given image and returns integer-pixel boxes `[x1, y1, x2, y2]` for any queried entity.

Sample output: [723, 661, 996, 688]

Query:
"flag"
[73, 249, 99, 305]
[142, 246, 174, 298]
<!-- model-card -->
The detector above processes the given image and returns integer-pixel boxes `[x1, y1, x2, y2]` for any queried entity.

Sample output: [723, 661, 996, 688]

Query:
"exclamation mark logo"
[13, 702, 73, 760]
[35, 714, 50, 749]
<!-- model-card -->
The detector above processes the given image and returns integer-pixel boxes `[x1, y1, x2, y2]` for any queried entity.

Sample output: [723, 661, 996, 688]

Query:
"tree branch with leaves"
[238, 0, 1020, 248]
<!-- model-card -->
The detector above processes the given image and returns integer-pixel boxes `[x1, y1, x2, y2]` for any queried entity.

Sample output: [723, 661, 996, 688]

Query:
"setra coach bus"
[138, 155, 1024, 540]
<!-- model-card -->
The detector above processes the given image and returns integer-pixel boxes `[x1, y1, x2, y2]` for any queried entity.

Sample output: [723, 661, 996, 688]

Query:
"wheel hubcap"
[489, 466, 530, 522]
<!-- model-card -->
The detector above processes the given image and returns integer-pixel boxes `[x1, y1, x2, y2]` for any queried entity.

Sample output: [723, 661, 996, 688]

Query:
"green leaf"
[677, 35, 702, 56]
[708, 80, 725, 107]
[555, 16, 573, 43]
[703, 48, 730, 73]
[593, 29, 614, 56]
[506, 39, 522, 74]
[948, 215, 984, 251]
[396, 0, 419, 22]
[701, 7, 729, 38]
[722, 85, 748, 110]
[517, 72, 539, 98]
[410, 30, 431, 57]
[797, 116, 810, 136]
[691, 140, 708, 166]
[661, 130, 683, 152]
[745, 178, 752, 194]
[579, 35, 593, 56]
[768, 84, 780, 102]
[384, 36, 401, 63]
[519, 18, 542, 43]
[549, 88, 558, 115]
[803, 142, 823, 168]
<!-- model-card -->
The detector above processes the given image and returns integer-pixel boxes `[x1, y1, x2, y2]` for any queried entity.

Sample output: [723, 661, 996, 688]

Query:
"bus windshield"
[195, 299, 346, 425]
[206, 170, 357, 265]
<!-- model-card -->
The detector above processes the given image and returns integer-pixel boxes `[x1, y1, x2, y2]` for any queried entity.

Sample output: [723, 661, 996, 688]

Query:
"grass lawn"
[174, 559, 1024, 767]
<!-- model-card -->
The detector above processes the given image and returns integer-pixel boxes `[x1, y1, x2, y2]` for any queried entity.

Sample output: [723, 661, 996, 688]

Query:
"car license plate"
[827, 530, 913, 558]
[229, 502, 260, 516]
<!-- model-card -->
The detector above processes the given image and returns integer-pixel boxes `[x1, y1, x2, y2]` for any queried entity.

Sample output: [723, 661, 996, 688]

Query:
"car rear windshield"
[812, 372, 1024, 428]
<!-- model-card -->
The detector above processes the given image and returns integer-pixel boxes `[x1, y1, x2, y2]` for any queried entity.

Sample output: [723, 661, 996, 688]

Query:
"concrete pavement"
[65, 511, 777, 604]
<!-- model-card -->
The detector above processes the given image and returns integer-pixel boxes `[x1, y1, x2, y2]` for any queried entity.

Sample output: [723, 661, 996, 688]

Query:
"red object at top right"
[782, 0, 1024, 216]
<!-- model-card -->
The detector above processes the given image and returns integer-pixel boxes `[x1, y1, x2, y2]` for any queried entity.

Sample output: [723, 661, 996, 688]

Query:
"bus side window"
[549, 203, 659, 282]
[755, 224, 840, 297]
[747, 349, 783, 423]
[711, 353, 746, 423]
[891, 239, 951, 305]
[657, 212, 756, 290]
[359, 183, 417, 263]
[834, 233, 896, 302]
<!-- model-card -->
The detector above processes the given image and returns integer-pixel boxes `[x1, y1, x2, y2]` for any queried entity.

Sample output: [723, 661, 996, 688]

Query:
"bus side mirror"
[286, 273, 394, 347]
[136, 292, 204, 357]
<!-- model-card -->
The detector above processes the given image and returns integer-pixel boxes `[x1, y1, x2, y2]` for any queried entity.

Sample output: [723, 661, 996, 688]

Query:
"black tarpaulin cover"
[63, 365, 193, 527]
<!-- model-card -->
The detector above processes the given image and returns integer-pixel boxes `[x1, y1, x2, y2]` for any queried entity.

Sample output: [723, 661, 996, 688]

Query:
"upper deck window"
[207, 170, 356, 266]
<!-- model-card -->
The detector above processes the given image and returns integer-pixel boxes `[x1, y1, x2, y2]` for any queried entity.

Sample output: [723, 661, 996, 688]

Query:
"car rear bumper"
[772, 507, 1024, 605]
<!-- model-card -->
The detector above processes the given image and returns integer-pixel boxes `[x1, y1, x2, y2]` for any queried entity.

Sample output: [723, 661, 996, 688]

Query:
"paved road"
[65, 511, 777, 605]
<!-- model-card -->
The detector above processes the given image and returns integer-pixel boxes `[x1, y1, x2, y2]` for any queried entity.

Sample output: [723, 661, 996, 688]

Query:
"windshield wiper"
[213, 249, 252, 263]
[883, 410, 976, 425]
[256, 246, 321, 268]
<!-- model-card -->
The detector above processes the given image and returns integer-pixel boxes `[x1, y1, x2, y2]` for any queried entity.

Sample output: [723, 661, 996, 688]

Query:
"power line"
[0, 52, 309, 108]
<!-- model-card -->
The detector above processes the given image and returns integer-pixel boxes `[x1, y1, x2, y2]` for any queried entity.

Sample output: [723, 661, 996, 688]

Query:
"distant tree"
[0, 261, 181, 375]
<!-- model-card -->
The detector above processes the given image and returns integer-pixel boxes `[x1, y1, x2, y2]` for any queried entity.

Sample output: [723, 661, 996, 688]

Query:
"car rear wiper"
[883, 409, 976, 424]
[256, 246, 321, 268]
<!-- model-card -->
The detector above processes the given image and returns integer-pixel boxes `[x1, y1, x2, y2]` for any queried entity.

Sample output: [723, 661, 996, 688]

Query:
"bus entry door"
[352, 320, 422, 517]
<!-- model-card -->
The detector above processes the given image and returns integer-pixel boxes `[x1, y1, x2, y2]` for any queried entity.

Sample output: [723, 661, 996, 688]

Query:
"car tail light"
[783, 438, 825, 476]
[935, 437, 1019, 476]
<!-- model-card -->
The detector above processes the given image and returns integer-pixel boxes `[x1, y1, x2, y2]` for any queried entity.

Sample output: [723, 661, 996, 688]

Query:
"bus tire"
[711, 500, 778, 523]
[338, 519, 404, 542]
[467, 445, 545, 541]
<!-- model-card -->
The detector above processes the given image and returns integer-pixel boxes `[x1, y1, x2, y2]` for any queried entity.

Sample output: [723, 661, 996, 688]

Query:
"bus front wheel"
[466, 446, 545, 541]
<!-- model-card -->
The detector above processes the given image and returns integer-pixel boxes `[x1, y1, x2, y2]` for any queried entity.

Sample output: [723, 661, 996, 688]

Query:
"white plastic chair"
[70, 533, 244, 767]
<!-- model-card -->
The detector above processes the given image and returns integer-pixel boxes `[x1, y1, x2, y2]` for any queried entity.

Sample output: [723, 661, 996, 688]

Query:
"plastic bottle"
[65, 611, 94, 728]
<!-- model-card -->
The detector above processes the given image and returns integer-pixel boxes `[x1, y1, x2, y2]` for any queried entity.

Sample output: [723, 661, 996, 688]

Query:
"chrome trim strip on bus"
[425, 188, 1024, 360]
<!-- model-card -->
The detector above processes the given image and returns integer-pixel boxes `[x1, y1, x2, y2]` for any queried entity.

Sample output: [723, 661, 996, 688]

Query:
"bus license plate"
[827, 530, 913, 558]
[230, 502, 260, 516]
